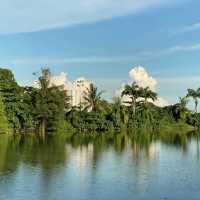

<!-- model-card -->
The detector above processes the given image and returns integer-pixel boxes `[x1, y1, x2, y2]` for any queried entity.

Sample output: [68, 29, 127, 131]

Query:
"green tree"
[0, 68, 26, 129]
[121, 82, 141, 118]
[187, 88, 200, 113]
[20, 86, 37, 129]
[83, 83, 104, 112]
[140, 87, 157, 106]
[0, 95, 9, 133]
[112, 97, 128, 126]
[175, 97, 189, 121]
[34, 68, 70, 134]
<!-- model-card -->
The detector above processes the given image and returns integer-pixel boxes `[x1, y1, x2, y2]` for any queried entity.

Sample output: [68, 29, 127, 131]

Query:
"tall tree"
[187, 88, 200, 113]
[0, 95, 9, 133]
[175, 97, 189, 121]
[34, 68, 70, 134]
[83, 83, 104, 112]
[0, 68, 25, 129]
[140, 87, 157, 106]
[112, 97, 128, 125]
[121, 82, 141, 118]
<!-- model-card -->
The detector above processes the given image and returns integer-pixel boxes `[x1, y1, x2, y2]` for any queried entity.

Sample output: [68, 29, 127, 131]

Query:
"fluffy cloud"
[50, 72, 73, 90]
[153, 97, 169, 107]
[128, 66, 169, 107]
[50, 72, 68, 86]
[129, 66, 157, 91]
[33, 72, 73, 90]
[33, 67, 169, 107]
[1, 0, 179, 34]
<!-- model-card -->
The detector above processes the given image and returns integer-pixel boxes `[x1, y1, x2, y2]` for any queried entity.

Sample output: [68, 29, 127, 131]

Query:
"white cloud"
[165, 43, 200, 53]
[35, 72, 92, 92]
[153, 97, 169, 107]
[183, 22, 200, 32]
[11, 55, 147, 65]
[33, 72, 73, 90]
[136, 42, 200, 58]
[129, 66, 157, 91]
[126, 66, 169, 107]
[11, 42, 200, 66]
[175, 22, 200, 34]
[0, 0, 180, 34]
[50, 72, 73, 90]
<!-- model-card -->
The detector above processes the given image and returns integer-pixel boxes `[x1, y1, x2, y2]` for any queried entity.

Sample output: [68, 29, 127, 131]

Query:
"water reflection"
[0, 132, 199, 175]
[0, 131, 200, 200]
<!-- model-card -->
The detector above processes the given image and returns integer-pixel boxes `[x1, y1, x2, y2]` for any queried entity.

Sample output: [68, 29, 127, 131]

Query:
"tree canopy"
[0, 67, 199, 134]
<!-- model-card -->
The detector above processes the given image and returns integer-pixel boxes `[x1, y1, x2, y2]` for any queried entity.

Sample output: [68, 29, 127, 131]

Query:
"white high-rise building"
[71, 77, 91, 107]
[48, 73, 91, 107]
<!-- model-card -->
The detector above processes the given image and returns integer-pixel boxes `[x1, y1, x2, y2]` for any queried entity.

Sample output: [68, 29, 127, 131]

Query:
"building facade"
[49, 73, 91, 107]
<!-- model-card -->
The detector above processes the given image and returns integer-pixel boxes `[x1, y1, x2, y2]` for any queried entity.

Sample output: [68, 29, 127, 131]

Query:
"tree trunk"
[145, 97, 147, 106]
[195, 99, 198, 113]
[132, 98, 136, 119]
[39, 118, 46, 139]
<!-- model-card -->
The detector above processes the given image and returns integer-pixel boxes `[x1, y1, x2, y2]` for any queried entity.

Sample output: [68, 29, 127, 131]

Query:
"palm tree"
[140, 87, 157, 106]
[83, 83, 104, 112]
[34, 68, 69, 135]
[121, 82, 141, 117]
[112, 97, 128, 125]
[187, 88, 200, 113]
[136, 87, 157, 128]
[175, 97, 189, 121]
[35, 68, 51, 135]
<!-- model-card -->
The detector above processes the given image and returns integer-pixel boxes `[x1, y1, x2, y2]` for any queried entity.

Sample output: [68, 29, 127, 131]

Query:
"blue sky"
[1, 0, 200, 104]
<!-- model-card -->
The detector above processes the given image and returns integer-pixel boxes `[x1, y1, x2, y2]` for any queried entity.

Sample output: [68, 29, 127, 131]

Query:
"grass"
[159, 121, 194, 134]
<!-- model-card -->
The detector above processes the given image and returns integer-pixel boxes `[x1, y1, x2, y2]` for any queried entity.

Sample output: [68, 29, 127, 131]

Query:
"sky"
[1, 0, 200, 104]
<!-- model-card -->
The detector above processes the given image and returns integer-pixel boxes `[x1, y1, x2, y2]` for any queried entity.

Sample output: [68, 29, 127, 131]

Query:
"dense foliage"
[0, 68, 71, 134]
[0, 95, 9, 133]
[0, 67, 199, 135]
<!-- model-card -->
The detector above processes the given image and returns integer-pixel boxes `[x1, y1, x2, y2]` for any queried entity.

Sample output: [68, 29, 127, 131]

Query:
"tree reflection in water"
[0, 131, 199, 173]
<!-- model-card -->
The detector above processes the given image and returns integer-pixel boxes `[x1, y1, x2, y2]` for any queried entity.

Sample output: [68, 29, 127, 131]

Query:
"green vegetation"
[0, 95, 9, 133]
[83, 83, 104, 112]
[33, 68, 70, 135]
[0, 67, 199, 136]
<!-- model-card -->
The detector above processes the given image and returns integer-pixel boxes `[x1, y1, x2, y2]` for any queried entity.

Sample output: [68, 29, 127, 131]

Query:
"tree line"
[0, 67, 199, 135]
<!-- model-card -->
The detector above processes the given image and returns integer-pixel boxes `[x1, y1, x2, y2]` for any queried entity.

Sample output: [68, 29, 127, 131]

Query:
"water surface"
[0, 132, 199, 200]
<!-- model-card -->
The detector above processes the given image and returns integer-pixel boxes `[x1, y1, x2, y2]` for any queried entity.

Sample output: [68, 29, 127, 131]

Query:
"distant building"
[71, 77, 91, 107]
[47, 73, 91, 107]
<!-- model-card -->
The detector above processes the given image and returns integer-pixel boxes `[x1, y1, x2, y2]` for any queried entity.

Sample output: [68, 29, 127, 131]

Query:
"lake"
[0, 132, 200, 200]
